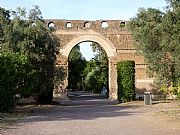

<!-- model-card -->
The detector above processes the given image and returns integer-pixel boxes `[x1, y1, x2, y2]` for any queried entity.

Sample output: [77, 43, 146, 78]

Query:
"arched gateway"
[47, 20, 155, 100]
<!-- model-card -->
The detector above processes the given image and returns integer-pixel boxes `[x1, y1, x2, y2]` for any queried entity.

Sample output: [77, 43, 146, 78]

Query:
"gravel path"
[1, 92, 180, 135]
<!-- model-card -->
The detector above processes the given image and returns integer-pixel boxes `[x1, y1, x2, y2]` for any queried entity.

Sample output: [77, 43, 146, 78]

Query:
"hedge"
[117, 60, 135, 102]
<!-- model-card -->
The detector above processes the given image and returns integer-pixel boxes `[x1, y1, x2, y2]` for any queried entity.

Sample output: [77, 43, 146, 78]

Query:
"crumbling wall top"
[45, 19, 129, 32]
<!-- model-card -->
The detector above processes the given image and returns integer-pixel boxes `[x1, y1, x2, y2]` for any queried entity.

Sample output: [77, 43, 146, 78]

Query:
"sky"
[0, 0, 168, 60]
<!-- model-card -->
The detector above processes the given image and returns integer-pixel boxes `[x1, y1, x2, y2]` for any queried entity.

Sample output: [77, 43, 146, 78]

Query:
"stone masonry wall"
[45, 19, 156, 100]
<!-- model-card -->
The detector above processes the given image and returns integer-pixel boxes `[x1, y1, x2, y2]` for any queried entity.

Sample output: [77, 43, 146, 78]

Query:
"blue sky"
[1, 0, 167, 20]
[1, 0, 167, 60]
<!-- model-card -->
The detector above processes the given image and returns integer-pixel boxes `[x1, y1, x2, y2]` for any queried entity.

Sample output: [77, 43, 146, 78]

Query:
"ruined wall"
[45, 19, 156, 100]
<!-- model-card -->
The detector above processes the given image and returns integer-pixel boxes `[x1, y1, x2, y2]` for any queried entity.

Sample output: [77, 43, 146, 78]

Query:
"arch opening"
[67, 41, 109, 99]
[59, 35, 117, 100]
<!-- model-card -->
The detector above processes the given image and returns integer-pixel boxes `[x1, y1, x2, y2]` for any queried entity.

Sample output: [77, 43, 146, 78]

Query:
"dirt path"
[1, 92, 180, 135]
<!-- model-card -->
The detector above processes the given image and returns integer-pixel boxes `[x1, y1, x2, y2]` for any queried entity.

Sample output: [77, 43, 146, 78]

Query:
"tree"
[25, 6, 59, 104]
[68, 45, 86, 91]
[0, 7, 11, 51]
[28, 5, 43, 21]
[91, 42, 108, 89]
[82, 42, 108, 93]
[166, 0, 180, 10]
[128, 0, 180, 95]
[0, 6, 59, 112]
[84, 68, 100, 92]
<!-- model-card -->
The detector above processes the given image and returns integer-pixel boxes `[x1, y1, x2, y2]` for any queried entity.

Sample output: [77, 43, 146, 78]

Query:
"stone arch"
[49, 19, 154, 101]
[60, 35, 117, 100]
[60, 35, 116, 58]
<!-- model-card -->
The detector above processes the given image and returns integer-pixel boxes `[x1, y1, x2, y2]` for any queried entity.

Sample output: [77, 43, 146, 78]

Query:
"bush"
[0, 52, 32, 112]
[0, 6, 59, 111]
[30, 58, 55, 104]
[36, 79, 54, 104]
[117, 60, 135, 102]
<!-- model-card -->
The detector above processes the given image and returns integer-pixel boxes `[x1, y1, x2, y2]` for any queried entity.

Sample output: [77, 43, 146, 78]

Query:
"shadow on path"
[18, 92, 141, 122]
[13, 92, 142, 126]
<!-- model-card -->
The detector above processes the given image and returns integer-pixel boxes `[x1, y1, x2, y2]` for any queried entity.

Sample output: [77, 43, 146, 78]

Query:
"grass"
[155, 99, 180, 121]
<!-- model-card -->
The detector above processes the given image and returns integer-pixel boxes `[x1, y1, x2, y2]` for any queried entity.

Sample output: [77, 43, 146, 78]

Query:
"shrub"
[0, 52, 32, 112]
[117, 60, 135, 102]
[30, 58, 55, 104]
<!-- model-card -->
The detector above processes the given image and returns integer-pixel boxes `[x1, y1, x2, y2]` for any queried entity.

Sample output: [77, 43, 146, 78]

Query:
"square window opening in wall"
[66, 22, 72, 28]
[101, 21, 108, 28]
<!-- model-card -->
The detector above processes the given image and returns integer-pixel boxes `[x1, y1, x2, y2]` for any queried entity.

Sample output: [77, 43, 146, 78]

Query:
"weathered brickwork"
[46, 20, 156, 100]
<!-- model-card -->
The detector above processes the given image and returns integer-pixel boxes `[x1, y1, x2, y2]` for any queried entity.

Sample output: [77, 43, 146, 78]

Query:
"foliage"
[0, 7, 11, 51]
[83, 61, 104, 93]
[91, 42, 108, 89]
[117, 60, 135, 102]
[26, 19, 58, 104]
[84, 68, 99, 92]
[10, 6, 58, 104]
[0, 6, 59, 112]
[82, 42, 108, 93]
[68, 42, 108, 93]
[68, 45, 86, 91]
[161, 82, 180, 99]
[28, 5, 43, 21]
[69, 45, 83, 62]
[0, 52, 32, 112]
[128, 0, 180, 90]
